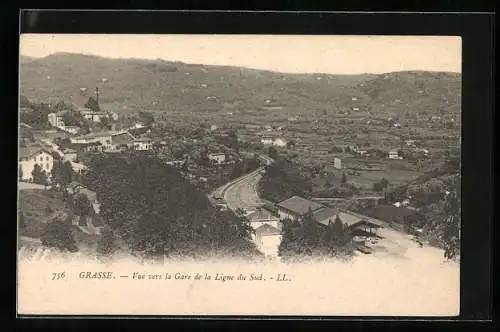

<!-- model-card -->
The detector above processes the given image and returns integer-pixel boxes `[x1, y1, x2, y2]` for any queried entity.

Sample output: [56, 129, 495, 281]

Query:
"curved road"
[224, 169, 265, 213]
[214, 153, 273, 214]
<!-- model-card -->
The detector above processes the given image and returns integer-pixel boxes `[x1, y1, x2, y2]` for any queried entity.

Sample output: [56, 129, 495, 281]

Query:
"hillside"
[20, 53, 461, 125]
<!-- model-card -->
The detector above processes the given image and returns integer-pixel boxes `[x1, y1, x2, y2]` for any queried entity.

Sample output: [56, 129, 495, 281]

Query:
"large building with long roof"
[276, 195, 384, 236]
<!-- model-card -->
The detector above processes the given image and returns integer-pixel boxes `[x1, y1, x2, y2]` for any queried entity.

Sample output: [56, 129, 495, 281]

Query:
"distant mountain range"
[20, 53, 461, 122]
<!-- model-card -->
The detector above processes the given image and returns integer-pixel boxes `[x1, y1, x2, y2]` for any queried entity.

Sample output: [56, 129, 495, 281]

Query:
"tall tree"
[230, 160, 244, 180]
[84, 96, 100, 111]
[51, 160, 74, 188]
[341, 172, 347, 186]
[268, 146, 279, 160]
[74, 194, 91, 217]
[53, 100, 69, 112]
[97, 226, 117, 256]
[296, 209, 320, 254]
[31, 164, 48, 186]
[100, 116, 110, 129]
[380, 178, 389, 189]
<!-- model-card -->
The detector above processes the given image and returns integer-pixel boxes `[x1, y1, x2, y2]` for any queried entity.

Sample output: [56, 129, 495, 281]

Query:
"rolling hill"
[19, 52, 461, 124]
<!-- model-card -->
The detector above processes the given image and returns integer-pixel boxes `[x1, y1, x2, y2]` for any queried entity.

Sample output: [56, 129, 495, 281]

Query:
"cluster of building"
[242, 195, 389, 256]
[47, 107, 119, 135]
[275, 196, 384, 236]
[19, 147, 55, 182]
[69, 129, 155, 153]
[18, 144, 88, 183]
[257, 129, 288, 147]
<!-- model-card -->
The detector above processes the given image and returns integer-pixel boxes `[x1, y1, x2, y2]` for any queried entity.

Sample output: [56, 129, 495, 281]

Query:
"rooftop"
[276, 196, 323, 216]
[67, 181, 84, 190]
[247, 207, 278, 222]
[333, 211, 384, 228]
[74, 131, 116, 139]
[368, 205, 421, 223]
[134, 137, 153, 142]
[259, 131, 283, 138]
[79, 187, 97, 201]
[49, 110, 68, 117]
[111, 132, 136, 146]
[255, 223, 281, 237]
[312, 207, 339, 226]
[80, 108, 107, 115]
[19, 147, 52, 160]
[70, 162, 88, 171]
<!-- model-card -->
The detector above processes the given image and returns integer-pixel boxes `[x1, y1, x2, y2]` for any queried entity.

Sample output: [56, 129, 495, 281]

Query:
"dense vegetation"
[258, 158, 313, 202]
[279, 213, 355, 261]
[40, 218, 78, 253]
[82, 152, 261, 259]
[381, 151, 461, 260]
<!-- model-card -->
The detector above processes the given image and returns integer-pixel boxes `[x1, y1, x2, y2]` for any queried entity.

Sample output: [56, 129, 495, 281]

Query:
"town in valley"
[18, 46, 461, 265]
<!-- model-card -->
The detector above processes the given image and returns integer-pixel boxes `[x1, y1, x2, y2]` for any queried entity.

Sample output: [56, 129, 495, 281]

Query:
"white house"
[70, 161, 88, 175]
[133, 122, 146, 129]
[253, 224, 282, 257]
[80, 108, 108, 123]
[19, 147, 54, 182]
[388, 150, 403, 160]
[133, 137, 153, 151]
[334, 157, 342, 169]
[261, 134, 288, 147]
[47, 111, 66, 128]
[108, 111, 119, 121]
[208, 153, 226, 165]
[61, 126, 80, 135]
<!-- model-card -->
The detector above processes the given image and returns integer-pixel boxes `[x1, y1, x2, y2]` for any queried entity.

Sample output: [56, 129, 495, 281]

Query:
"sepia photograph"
[17, 34, 461, 316]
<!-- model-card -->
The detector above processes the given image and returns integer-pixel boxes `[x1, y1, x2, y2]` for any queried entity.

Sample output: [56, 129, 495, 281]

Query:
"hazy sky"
[20, 34, 461, 75]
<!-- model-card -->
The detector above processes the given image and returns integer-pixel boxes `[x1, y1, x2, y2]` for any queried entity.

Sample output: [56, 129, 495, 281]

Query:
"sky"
[20, 34, 462, 75]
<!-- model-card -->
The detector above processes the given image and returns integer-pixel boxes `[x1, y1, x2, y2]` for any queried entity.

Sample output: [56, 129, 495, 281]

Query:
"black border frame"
[5, 9, 494, 328]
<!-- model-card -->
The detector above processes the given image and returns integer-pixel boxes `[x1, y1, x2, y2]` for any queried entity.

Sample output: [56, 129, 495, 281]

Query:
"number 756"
[51, 272, 66, 280]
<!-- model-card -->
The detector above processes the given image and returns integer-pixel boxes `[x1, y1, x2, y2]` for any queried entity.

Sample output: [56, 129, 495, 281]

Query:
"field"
[21, 54, 460, 129]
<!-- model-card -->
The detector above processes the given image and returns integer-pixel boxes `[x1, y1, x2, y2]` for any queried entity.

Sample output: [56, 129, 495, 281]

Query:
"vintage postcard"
[17, 34, 461, 316]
